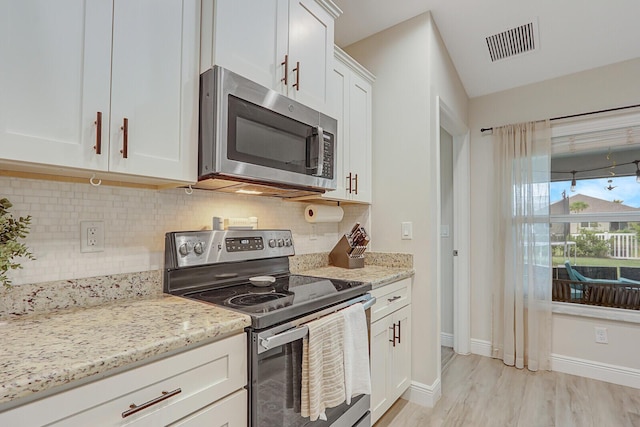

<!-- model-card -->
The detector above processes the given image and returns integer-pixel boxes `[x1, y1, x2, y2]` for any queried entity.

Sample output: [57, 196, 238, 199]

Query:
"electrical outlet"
[309, 224, 318, 240]
[80, 221, 104, 253]
[595, 326, 608, 344]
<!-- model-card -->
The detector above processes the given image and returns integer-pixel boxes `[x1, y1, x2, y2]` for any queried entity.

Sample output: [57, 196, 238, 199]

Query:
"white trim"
[551, 212, 640, 223]
[313, 0, 342, 19]
[441, 332, 454, 348]
[551, 108, 640, 138]
[551, 353, 640, 389]
[471, 339, 493, 357]
[437, 96, 472, 359]
[402, 379, 442, 408]
[334, 46, 375, 83]
[552, 302, 640, 324]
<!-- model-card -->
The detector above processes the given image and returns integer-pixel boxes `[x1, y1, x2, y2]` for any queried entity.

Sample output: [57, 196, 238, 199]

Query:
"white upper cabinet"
[0, 0, 199, 185]
[0, 0, 113, 172]
[109, 0, 199, 182]
[323, 47, 373, 203]
[204, 0, 340, 114]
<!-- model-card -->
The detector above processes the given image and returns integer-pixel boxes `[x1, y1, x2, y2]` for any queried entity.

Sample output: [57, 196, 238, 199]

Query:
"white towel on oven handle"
[342, 302, 371, 404]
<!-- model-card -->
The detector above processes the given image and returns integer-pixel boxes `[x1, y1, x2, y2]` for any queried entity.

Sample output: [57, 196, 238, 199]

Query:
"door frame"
[436, 97, 471, 358]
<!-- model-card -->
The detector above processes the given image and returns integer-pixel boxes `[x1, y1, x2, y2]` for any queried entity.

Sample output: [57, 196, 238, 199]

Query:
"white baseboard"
[441, 332, 454, 348]
[402, 379, 441, 408]
[470, 338, 492, 357]
[551, 353, 640, 389]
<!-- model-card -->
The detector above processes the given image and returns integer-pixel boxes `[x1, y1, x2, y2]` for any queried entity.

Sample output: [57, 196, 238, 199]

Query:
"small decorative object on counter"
[330, 223, 370, 269]
[0, 198, 34, 288]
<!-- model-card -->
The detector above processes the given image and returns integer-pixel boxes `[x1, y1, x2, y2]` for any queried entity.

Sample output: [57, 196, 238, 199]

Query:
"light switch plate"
[441, 225, 450, 237]
[401, 222, 413, 240]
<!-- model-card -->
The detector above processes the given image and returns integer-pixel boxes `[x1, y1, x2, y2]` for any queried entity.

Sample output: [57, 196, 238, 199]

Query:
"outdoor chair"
[564, 261, 640, 285]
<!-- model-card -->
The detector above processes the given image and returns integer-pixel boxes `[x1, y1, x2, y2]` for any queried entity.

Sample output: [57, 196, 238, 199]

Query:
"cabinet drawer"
[1, 334, 247, 427]
[169, 389, 247, 426]
[369, 278, 412, 323]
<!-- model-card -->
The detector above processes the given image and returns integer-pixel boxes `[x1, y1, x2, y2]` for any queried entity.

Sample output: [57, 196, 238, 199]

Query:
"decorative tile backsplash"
[1, 176, 369, 286]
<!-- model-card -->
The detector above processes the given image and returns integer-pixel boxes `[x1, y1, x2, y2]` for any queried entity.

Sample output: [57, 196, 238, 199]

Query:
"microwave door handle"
[313, 126, 324, 177]
[259, 325, 309, 353]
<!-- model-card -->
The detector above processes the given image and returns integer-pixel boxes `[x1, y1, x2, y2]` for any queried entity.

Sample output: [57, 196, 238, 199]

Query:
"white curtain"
[491, 120, 552, 371]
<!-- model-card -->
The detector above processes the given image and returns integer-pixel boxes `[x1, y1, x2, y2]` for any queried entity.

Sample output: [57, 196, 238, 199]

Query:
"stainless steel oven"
[198, 66, 337, 193]
[164, 230, 373, 427]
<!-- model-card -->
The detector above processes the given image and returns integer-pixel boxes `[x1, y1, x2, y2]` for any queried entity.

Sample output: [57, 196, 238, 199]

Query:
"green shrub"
[574, 229, 610, 258]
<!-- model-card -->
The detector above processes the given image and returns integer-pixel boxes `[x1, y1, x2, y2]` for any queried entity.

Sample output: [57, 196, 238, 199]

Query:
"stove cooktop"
[183, 274, 370, 329]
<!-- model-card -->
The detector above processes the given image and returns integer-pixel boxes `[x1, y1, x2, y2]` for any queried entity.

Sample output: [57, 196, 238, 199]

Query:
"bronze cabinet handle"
[121, 388, 182, 418]
[353, 174, 358, 195]
[347, 172, 352, 193]
[281, 55, 288, 85]
[120, 117, 128, 158]
[389, 323, 397, 347]
[397, 320, 401, 344]
[387, 296, 401, 303]
[94, 112, 102, 155]
[292, 61, 300, 90]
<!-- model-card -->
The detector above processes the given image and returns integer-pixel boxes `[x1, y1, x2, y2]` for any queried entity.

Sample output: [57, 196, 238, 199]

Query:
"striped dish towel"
[300, 311, 346, 421]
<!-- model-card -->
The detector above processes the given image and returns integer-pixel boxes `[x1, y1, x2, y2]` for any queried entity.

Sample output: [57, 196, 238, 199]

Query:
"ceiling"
[332, 0, 640, 98]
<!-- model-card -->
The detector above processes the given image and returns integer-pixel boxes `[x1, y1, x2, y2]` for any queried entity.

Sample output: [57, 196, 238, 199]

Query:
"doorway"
[436, 97, 471, 380]
[440, 128, 455, 369]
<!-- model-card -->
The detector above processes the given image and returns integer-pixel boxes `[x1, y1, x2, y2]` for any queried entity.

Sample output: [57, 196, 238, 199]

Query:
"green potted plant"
[0, 197, 34, 288]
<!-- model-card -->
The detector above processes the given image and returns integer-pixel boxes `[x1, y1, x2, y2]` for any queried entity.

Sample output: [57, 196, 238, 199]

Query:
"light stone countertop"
[300, 265, 414, 289]
[0, 295, 250, 408]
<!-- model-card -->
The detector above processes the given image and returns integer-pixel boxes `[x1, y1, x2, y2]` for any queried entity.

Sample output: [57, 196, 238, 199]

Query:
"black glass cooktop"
[184, 274, 370, 330]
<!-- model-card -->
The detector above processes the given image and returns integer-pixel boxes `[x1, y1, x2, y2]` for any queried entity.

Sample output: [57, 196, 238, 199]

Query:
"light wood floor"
[375, 352, 640, 427]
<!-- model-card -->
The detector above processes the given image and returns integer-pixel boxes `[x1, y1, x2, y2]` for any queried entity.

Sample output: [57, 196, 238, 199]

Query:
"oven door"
[248, 295, 375, 427]
[249, 328, 371, 427]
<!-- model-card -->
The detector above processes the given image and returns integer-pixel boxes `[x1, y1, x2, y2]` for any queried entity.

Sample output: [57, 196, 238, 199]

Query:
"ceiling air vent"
[486, 21, 538, 62]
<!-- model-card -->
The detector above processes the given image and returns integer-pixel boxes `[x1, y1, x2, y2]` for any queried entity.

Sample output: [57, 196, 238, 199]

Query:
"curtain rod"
[480, 103, 640, 134]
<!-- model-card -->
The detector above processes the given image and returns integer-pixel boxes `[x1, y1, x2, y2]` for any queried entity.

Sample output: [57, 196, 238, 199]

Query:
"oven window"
[228, 95, 314, 174]
[253, 338, 364, 427]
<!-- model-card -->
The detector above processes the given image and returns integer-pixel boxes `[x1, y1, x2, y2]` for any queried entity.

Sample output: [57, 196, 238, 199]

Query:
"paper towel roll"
[304, 204, 344, 223]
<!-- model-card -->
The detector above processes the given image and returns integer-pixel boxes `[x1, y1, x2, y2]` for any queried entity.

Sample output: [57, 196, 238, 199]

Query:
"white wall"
[346, 12, 468, 390]
[1, 176, 369, 286]
[469, 58, 640, 369]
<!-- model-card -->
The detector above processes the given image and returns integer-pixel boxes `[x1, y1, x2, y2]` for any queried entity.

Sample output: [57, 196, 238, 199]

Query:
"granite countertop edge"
[0, 295, 251, 409]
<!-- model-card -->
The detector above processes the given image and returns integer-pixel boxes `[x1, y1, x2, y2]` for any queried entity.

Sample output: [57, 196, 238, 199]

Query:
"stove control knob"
[193, 242, 204, 255]
[178, 243, 190, 256]
[284, 238, 292, 247]
[268, 239, 276, 248]
[277, 239, 284, 247]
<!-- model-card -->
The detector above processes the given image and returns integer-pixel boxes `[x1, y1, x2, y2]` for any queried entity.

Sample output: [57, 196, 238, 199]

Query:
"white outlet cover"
[80, 221, 105, 253]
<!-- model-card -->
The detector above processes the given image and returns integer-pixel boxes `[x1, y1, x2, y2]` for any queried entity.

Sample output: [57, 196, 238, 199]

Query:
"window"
[550, 112, 640, 311]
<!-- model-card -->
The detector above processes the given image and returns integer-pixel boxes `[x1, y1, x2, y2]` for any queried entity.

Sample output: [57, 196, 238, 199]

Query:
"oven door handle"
[362, 296, 376, 311]
[260, 325, 309, 351]
[258, 296, 377, 353]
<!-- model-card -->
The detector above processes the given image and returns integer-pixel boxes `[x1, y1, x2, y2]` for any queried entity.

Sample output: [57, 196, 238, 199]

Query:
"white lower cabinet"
[169, 389, 247, 427]
[0, 334, 247, 427]
[369, 278, 412, 424]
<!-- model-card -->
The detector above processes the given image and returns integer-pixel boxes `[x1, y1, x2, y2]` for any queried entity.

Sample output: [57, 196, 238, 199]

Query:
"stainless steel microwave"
[197, 66, 337, 195]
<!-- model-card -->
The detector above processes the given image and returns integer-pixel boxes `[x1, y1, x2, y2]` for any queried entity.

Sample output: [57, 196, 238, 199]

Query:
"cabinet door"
[347, 72, 372, 203]
[212, 0, 288, 92]
[390, 305, 412, 401]
[370, 315, 392, 424]
[287, 0, 334, 113]
[109, 0, 199, 183]
[322, 59, 349, 200]
[0, 0, 112, 171]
